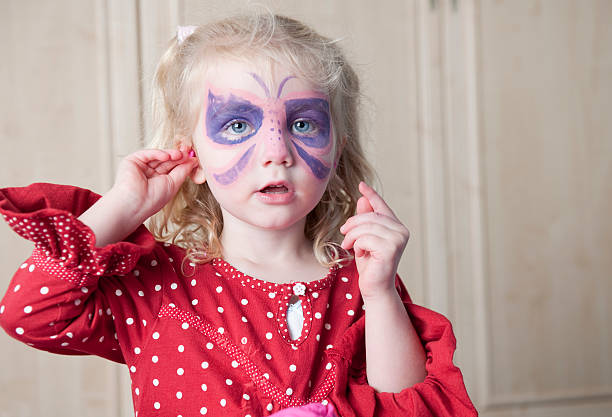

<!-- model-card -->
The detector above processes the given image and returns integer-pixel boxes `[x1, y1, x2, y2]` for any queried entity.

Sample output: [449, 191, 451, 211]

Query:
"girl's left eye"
[292, 120, 316, 134]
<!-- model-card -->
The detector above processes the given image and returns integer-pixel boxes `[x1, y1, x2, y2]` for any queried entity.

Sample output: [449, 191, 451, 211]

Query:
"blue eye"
[230, 121, 248, 134]
[292, 120, 313, 134]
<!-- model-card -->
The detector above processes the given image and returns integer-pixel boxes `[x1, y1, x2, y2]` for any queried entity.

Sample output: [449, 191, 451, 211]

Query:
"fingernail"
[188, 150, 195, 157]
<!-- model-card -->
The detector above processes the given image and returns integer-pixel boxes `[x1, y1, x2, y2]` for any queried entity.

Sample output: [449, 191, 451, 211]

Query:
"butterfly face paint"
[200, 74, 333, 187]
[190, 59, 337, 232]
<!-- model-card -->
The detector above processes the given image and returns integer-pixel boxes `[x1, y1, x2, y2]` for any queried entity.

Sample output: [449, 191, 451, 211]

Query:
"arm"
[363, 287, 426, 391]
[340, 181, 425, 392]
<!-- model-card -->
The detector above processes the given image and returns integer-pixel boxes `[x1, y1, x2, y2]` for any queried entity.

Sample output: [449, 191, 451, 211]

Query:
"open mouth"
[260, 185, 289, 194]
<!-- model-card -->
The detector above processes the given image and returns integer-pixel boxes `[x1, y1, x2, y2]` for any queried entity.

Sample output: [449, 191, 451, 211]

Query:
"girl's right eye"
[222, 120, 254, 140]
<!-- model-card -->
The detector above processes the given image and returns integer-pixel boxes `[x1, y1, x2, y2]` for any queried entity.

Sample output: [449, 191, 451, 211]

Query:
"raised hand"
[112, 146, 198, 219]
[339, 182, 410, 299]
[78, 146, 198, 247]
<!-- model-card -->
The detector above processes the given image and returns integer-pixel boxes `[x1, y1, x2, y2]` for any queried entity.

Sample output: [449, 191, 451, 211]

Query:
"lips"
[259, 181, 291, 194]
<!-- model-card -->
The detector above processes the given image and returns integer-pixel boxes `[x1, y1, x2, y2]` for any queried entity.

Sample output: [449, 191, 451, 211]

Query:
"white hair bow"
[177, 25, 197, 44]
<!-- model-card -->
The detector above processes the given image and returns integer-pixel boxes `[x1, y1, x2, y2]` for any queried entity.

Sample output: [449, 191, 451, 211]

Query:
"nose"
[261, 128, 294, 167]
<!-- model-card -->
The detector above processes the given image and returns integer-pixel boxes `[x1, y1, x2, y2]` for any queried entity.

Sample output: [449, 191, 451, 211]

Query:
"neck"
[219, 210, 313, 267]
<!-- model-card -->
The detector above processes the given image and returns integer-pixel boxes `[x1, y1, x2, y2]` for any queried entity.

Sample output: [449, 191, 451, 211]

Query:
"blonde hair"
[147, 12, 374, 269]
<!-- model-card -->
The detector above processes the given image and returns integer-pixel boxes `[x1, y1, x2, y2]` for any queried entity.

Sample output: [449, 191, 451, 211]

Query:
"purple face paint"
[276, 76, 296, 98]
[212, 144, 256, 185]
[249, 73, 271, 97]
[206, 91, 263, 145]
[284, 98, 331, 149]
[293, 142, 331, 180]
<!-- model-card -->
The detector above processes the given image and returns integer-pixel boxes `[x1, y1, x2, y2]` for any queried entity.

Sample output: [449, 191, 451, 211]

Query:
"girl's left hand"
[339, 182, 410, 300]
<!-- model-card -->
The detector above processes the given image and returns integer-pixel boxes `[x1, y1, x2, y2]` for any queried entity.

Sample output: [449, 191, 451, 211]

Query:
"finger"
[340, 211, 407, 236]
[356, 195, 374, 215]
[128, 148, 182, 165]
[358, 182, 399, 220]
[166, 158, 199, 188]
[352, 234, 389, 258]
[341, 222, 404, 250]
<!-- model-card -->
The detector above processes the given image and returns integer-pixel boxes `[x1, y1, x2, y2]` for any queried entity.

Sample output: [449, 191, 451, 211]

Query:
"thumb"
[167, 159, 199, 190]
[356, 195, 374, 215]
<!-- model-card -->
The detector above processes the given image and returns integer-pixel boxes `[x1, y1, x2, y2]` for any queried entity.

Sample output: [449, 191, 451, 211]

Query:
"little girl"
[0, 13, 476, 417]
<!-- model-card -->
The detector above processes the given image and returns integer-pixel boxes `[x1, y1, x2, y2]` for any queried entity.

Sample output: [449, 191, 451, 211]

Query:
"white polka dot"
[326, 362, 332, 370]
[206, 342, 213, 349]
[289, 364, 297, 372]
[314, 312, 322, 319]
[130, 366, 136, 372]
[0, 305, 4, 314]
[201, 384, 207, 391]
[182, 322, 189, 330]
[153, 379, 159, 386]
[312, 292, 319, 298]
[152, 332, 160, 339]
[154, 285, 162, 291]
[20, 263, 27, 269]
[154, 402, 160, 410]
[151, 260, 158, 267]
[80, 287, 88, 293]
[152, 356, 158, 363]
[61, 342, 69, 347]
[135, 387, 139, 395]
[24, 306, 32, 314]
[226, 379, 233, 385]
[200, 407, 207, 415]
[346, 293, 353, 299]
[268, 292, 276, 299]
[66, 332, 73, 338]
[218, 327, 225, 335]
[28, 264, 35, 272]
[243, 393, 250, 400]
[286, 387, 293, 396]
[341, 276, 349, 282]
[74, 299, 81, 306]
[241, 298, 248, 305]
[201, 361, 209, 369]
[40, 286, 49, 295]
[267, 403, 273, 411]
[231, 360, 239, 368]
[241, 316, 248, 323]
[217, 306, 224, 313]
[191, 279, 197, 286]
[216, 286, 223, 293]
[265, 353, 272, 360]
[325, 323, 331, 330]
[192, 299, 199, 305]
[176, 391, 182, 399]
[134, 347, 141, 354]
[322, 399, 329, 405]
[326, 344, 333, 349]
[126, 318, 134, 325]
[266, 312, 274, 318]
[220, 399, 227, 407]
[133, 270, 140, 276]
[263, 373, 270, 379]
[241, 337, 247, 345]
[13, 284, 21, 292]
[347, 309, 355, 316]
[177, 368, 184, 375]
[15, 327, 24, 335]
[170, 283, 178, 290]
[265, 332, 273, 340]
[115, 289, 122, 296]
[178, 345, 184, 352]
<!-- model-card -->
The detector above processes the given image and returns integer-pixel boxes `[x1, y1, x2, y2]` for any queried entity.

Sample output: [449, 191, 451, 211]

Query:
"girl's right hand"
[78, 147, 198, 247]
[111, 146, 198, 220]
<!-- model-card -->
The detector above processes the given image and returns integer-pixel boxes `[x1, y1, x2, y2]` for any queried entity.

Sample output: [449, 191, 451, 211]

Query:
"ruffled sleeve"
[0, 183, 162, 363]
[329, 277, 478, 417]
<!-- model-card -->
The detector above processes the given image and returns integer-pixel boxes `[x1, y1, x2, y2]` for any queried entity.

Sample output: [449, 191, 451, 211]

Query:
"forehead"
[202, 56, 325, 99]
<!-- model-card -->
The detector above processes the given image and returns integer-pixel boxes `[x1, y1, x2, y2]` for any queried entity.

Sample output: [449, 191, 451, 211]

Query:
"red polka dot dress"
[0, 183, 477, 417]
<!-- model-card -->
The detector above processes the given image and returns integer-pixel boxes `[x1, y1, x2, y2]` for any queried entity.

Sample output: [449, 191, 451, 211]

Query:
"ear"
[190, 161, 207, 184]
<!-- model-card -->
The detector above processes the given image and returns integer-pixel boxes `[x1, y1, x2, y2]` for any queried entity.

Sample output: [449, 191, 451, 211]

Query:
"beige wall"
[1, 1, 611, 416]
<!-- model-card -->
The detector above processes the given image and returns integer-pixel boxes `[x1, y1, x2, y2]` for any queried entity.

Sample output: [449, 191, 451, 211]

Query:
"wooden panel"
[477, 0, 612, 411]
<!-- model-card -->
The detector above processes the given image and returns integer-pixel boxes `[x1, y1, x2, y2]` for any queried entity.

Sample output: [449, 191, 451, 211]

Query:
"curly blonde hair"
[147, 12, 375, 269]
